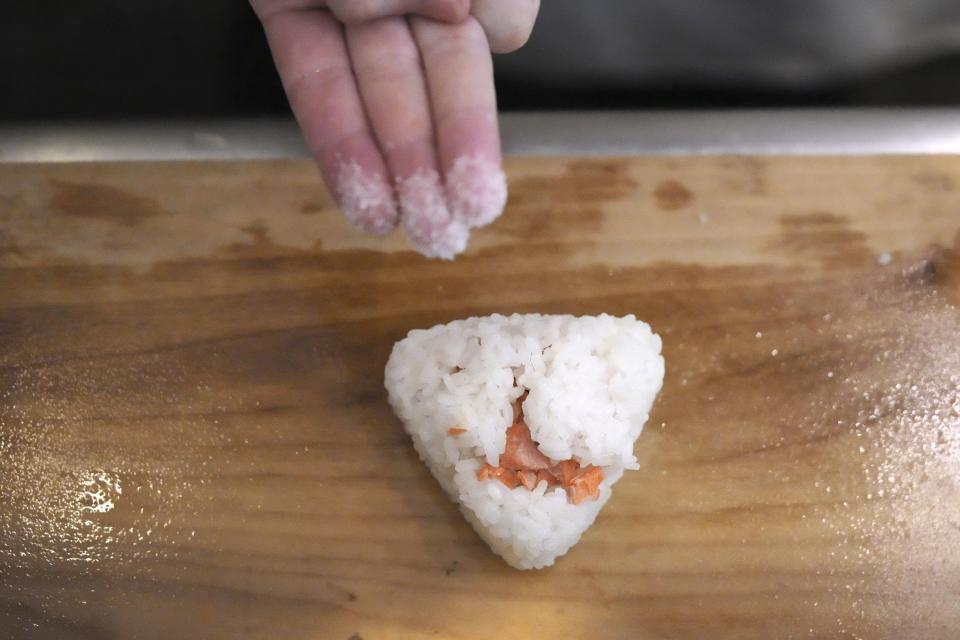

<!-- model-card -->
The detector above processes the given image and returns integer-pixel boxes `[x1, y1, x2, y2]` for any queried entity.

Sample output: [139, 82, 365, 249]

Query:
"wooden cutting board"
[1, 156, 959, 639]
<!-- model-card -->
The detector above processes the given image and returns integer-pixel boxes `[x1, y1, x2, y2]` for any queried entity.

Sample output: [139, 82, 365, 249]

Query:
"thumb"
[471, 0, 540, 53]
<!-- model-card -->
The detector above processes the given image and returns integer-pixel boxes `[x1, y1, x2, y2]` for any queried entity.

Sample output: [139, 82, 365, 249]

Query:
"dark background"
[4, 1, 960, 122]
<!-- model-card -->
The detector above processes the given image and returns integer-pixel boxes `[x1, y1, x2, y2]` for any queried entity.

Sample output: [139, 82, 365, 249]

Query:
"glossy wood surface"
[1, 156, 959, 639]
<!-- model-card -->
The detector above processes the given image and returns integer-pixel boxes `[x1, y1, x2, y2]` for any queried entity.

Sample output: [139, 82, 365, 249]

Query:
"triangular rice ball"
[385, 314, 664, 569]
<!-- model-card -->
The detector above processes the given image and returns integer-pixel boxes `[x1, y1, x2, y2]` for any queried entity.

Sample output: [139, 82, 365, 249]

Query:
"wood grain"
[1, 156, 959, 639]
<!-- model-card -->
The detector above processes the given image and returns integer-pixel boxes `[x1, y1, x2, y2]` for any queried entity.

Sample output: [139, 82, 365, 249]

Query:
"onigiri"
[384, 313, 665, 569]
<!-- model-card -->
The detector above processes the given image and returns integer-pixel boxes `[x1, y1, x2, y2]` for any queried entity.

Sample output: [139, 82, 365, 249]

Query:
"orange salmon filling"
[469, 395, 603, 505]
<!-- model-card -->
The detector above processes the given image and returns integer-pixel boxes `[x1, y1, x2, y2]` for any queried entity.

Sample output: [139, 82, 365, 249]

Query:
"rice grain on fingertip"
[398, 167, 471, 259]
[446, 154, 508, 229]
[335, 161, 398, 235]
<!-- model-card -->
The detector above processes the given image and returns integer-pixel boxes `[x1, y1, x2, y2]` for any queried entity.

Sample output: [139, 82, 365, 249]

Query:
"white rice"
[384, 313, 664, 569]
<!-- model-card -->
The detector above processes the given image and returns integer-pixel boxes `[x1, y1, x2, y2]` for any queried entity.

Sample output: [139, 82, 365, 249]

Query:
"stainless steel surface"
[2, 110, 960, 162]
[0, 119, 308, 163]
[501, 109, 960, 156]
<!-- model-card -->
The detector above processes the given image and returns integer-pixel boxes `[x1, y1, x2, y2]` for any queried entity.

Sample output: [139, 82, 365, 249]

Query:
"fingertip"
[406, 218, 470, 259]
[398, 168, 470, 258]
[446, 154, 507, 229]
[334, 161, 399, 235]
[486, 25, 533, 54]
[472, 0, 539, 53]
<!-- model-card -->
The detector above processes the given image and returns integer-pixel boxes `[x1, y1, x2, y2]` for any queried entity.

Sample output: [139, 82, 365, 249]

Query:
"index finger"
[259, 8, 399, 235]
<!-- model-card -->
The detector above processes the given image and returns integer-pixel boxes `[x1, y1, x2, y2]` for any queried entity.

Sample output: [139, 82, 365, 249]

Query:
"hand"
[250, 0, 540, 258]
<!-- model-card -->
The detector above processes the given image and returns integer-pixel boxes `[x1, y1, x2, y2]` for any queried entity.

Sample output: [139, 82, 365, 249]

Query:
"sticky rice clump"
[385, 313, 664, 569]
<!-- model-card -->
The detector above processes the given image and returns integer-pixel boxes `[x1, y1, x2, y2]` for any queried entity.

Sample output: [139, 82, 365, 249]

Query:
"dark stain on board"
[912, 171, 955, 193]
[300, 201, 326, 215]
[48, 179, 168, 226]
[497, 159, 635, 240]
[654, 180, 693, 210]
[774, 211, 875, 268]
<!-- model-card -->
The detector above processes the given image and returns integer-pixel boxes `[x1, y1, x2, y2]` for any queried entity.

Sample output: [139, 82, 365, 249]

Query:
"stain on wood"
[1, 156, 959, 639]
[49, 179, 168, 226]
[654, 179, 693, 210]
[775, 211, 875, 267]
[300, 201, 325, 215]
[496, 159, 630, 241]
[913, 171, 955, 193]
